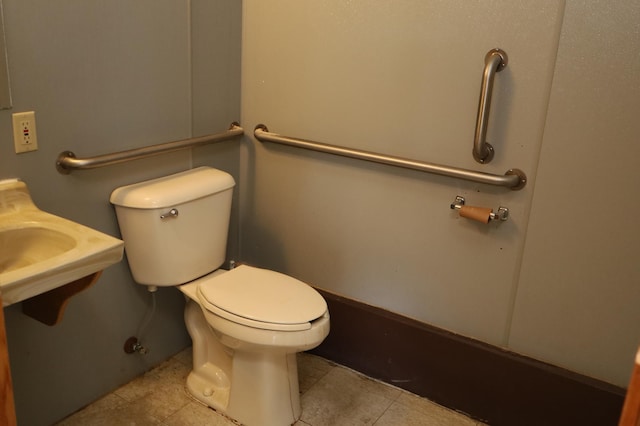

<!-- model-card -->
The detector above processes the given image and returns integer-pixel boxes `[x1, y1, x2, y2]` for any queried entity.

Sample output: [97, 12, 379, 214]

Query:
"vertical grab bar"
[473, 48, 508, 164]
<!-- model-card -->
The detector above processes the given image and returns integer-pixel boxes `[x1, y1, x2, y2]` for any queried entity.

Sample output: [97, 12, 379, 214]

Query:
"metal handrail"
[254, 125, 526, 190]
[473, 48, 508, 164]
[56, 122, 244, 174]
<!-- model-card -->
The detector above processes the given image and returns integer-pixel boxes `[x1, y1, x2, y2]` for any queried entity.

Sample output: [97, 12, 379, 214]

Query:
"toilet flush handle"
[160, 208, 179, 219]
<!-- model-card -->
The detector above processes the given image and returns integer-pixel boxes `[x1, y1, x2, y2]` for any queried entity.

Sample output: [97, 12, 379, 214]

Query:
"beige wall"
[240, 0, 640, 387]
[509, 0, 640, 385]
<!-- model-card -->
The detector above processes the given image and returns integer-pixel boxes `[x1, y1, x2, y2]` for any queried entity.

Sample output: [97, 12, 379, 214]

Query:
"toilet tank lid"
[109, 167, 235, 209]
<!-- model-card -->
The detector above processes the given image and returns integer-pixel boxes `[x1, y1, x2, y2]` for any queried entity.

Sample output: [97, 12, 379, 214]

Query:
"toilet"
[109, 167, 330, 426]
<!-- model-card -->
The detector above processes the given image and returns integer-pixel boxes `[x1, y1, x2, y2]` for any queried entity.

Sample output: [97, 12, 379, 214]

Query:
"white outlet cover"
[12, 111, 38, 153]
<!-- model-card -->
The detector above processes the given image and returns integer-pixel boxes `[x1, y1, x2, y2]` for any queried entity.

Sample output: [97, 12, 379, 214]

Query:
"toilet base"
[229, 351, 300, 426]
[185, 362, 231, 413]
[184, 299, 304, 426]
[186, 352, 301, 426]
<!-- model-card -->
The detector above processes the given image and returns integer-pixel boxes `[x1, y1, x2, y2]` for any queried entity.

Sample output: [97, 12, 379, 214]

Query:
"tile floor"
[57, 347, 484, 426]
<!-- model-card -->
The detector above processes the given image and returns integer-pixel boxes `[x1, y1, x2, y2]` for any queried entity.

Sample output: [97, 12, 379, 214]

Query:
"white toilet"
[109, 167, 330, 426]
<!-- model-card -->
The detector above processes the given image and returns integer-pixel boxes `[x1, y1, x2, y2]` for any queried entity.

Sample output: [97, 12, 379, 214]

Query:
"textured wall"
[240, 0, 564, 346]
[240, 0, 640, 387]
[509, 0, 640, 386]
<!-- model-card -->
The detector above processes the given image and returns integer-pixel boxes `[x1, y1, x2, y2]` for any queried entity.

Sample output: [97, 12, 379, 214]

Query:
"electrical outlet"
[13, 111, 38, 153]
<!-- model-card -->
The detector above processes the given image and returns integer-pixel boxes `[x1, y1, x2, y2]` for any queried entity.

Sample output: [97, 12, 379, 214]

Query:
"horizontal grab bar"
[254, 125, 526, 190]
[56, 122, 244, 174]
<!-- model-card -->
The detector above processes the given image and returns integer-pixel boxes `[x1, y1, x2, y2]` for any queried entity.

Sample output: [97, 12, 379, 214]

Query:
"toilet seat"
[196, 265, 327, 331]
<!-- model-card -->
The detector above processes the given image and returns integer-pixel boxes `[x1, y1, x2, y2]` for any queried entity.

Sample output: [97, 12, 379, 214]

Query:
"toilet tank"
[109, 167, 235, 287]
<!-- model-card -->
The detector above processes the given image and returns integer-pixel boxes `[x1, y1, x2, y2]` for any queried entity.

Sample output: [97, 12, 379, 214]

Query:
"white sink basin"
[0, 179, 124, 306]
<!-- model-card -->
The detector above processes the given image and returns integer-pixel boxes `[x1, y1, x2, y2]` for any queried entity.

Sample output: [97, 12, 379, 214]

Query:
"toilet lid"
[197, 265, 327, 331]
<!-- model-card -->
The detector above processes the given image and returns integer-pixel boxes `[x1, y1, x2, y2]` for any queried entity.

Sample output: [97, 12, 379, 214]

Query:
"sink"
[0, 179, 124, 307]
[1, 226, 77, 273]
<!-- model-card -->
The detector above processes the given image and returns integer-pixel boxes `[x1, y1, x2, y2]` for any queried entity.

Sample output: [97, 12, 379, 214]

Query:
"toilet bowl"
[181, 266, 329, 426]
[109, 167, 330, 426]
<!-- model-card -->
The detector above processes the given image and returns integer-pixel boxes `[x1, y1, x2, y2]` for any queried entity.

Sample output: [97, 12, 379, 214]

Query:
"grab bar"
[473, 48, 508, 164]
[254, 125, 526, 190]
[56, 122, 244, 174]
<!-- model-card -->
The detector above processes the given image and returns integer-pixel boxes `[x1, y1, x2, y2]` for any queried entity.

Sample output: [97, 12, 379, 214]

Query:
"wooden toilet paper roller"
[450, 196, 509, 223]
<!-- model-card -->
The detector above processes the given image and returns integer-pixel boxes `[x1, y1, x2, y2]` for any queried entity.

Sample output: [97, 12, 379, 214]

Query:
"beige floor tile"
[58, 348, 481, 426]
[56, 393, 163, 426]
[375, 391, 477, 426]
[153, 356, 191, 382]
[112, 356, 193, 420]
[300, 366, 401, 426]
[130, 381, 193, 420]
[113, 369, 165, 402]
[298, 352, 335, 393]
[164, 400, 237, 426]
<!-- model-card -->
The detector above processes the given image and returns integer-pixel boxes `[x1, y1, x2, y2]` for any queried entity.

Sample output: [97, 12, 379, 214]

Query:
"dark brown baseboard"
[310, 289, 626, 426]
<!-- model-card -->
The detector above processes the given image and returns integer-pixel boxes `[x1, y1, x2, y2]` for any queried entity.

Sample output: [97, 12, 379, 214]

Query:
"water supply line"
[123, 290, 157, 355]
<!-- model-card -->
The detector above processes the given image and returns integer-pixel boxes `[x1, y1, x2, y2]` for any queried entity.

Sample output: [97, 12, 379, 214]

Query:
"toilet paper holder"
[450, 195, 509, 223]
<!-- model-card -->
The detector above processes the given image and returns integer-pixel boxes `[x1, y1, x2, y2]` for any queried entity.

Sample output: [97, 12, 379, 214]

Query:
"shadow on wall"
[240, 133, 288, 273]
